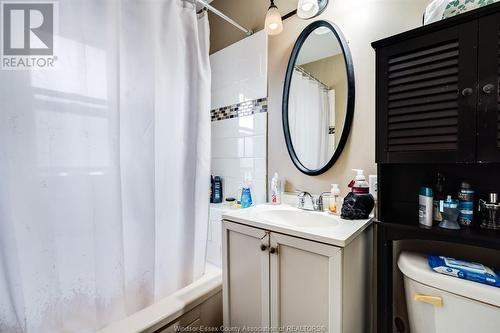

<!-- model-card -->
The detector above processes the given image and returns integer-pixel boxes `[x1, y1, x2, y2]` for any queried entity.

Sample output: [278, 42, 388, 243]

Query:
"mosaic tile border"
[211, 97, 267, 122]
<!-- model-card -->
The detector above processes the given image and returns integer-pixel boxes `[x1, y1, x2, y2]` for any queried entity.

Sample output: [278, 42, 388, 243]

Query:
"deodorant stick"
[419, 187, 434, 227]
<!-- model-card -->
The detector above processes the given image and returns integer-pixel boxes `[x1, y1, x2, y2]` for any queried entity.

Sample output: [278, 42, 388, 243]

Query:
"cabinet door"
[376, 22, 478, 163]
[222, 221, 270, 328]
[269, 233, 342, 333]
[477, 12, 500, 162]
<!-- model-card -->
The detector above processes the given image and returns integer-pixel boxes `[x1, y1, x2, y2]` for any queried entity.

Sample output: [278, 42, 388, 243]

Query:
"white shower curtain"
[288, 69, 330, 169]
[0, 1, 211, 332]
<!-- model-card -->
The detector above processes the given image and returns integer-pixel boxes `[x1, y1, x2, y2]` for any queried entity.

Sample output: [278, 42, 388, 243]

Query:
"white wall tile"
[210, 31, 268, 110]
[222, 177, 242, 200]
[244, 135, 266, 158]
[211, 137, 244, 159]
[211, 113, 267, 139]
[253, 112, 267, 136]
[211, 113, 267, 203]
[252, 180, 267, 204]
[253, 158, 267, 178]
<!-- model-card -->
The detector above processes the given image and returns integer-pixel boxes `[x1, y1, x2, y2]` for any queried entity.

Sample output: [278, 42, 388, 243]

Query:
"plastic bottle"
[211, 176, 223, 204]
[240, 172, 253, 209]
[433, 173, 446, 223]
[350, 169, 369, 194]
[270, 172, 281, 205]
[419, 187, 434, 228]
[458, 182, 474, 226]
[329, 184, 341, 215]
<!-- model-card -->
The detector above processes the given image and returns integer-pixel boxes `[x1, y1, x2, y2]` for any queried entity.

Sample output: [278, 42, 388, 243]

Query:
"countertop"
[222, 203, 373, 248]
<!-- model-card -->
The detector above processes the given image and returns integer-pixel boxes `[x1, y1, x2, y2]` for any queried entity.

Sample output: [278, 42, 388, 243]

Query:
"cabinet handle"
[482, 84, 495, 95]
[269, 247, 277, 254]
[461, 88, 473, 96]
[260, 244, 267, 251]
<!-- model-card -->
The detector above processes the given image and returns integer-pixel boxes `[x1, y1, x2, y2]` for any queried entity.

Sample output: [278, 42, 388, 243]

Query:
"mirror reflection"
[288, 26, 348, 171]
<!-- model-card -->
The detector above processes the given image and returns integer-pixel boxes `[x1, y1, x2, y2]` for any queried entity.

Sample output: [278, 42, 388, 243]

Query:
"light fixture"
[265, 0, 283, 35]
[297, 0, 329, 19]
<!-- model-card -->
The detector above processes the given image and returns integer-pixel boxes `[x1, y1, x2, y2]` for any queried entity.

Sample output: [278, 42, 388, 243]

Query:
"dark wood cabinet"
[373, 5, 500, 164]
[477, 12, 500, 162]
[373, 4, 500, 333]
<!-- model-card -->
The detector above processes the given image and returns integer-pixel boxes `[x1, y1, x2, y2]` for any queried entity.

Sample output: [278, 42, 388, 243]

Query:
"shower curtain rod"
[196, 0, 253, 36]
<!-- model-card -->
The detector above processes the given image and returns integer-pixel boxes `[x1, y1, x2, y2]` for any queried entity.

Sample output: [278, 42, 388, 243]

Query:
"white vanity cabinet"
[222, 219, 372, 333]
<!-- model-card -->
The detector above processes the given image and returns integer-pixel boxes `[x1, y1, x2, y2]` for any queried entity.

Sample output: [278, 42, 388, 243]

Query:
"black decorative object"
[340, 192, 375, 220]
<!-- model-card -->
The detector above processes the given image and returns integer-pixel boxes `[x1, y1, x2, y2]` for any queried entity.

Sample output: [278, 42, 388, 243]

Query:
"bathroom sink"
[223, 204, 372, 247]
[256, 209, 340, 228]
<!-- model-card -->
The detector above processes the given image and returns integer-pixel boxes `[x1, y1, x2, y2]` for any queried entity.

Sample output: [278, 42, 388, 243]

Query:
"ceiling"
[208, 0, 299, 54]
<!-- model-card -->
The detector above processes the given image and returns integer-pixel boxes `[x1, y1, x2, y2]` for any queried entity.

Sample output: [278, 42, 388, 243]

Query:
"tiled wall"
[211, 98, 267, 121]
[211, 111, 267, 205]
[210, 31, 267, 109]
[207, 28, 268, 268]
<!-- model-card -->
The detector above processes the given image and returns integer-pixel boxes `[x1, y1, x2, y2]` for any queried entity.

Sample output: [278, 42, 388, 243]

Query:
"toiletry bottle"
[270, 172, 282, 205]
[350, 169, 370, 194]
[438, 195, 460, 230]
[241, 173, 253, 208]
[329, 184, 341, 215]
[433, 173, 445, 223]
[458, 182, 474, 226]
[213, 176, 223, 204]
[419, 187, 433, 228]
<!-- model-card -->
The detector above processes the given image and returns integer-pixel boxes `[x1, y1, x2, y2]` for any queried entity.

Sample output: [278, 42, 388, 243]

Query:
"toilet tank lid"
[398, 251, 500, 307]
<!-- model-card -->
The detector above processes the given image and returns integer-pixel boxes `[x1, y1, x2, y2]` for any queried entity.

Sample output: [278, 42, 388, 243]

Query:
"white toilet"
[398, 251, 500, 333]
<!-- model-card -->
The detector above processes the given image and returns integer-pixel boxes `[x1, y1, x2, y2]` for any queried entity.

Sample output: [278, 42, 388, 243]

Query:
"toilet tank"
[398, 252, 500, 333]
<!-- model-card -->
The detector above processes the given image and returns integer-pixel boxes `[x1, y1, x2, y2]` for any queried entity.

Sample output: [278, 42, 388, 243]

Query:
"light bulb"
[265, 4, 283, 35]
[297, 0, 319, 19]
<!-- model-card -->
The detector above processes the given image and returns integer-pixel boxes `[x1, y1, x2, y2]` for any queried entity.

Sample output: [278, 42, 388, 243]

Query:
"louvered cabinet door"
[376, 22, 478, 163]
[477, 12, 500, 163]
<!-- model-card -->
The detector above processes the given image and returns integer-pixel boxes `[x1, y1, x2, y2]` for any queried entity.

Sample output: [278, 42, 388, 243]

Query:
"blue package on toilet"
[428, 255, 500, 287]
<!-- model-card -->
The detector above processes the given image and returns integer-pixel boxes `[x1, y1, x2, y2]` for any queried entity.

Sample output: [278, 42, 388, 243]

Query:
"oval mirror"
[283, 20, 355, 176]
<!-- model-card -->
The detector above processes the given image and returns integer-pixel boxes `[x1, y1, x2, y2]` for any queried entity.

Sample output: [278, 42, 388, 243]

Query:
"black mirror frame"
[282, 20, 355, 176]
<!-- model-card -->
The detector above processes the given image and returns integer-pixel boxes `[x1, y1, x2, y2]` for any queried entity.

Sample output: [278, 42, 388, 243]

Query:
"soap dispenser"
[240, 172, 253, 209]
[351, 169, 370, 194]
[329, 184, 341, 215]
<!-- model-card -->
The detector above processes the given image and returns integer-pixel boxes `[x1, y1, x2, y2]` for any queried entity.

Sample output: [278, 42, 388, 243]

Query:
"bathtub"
[98, 264, 222, 333]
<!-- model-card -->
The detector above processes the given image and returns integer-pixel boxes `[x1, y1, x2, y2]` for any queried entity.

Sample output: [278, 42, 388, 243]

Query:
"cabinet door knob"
[461, 88, 473, 96]
[269, 247, 277, 254]
[482, 84, 495, 95]
[260, 244, 267, 251]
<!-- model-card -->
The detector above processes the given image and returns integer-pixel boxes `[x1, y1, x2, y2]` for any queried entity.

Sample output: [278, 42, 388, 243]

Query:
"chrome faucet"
[297, 191, 314, 210]
[297, 191, 330, 211]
